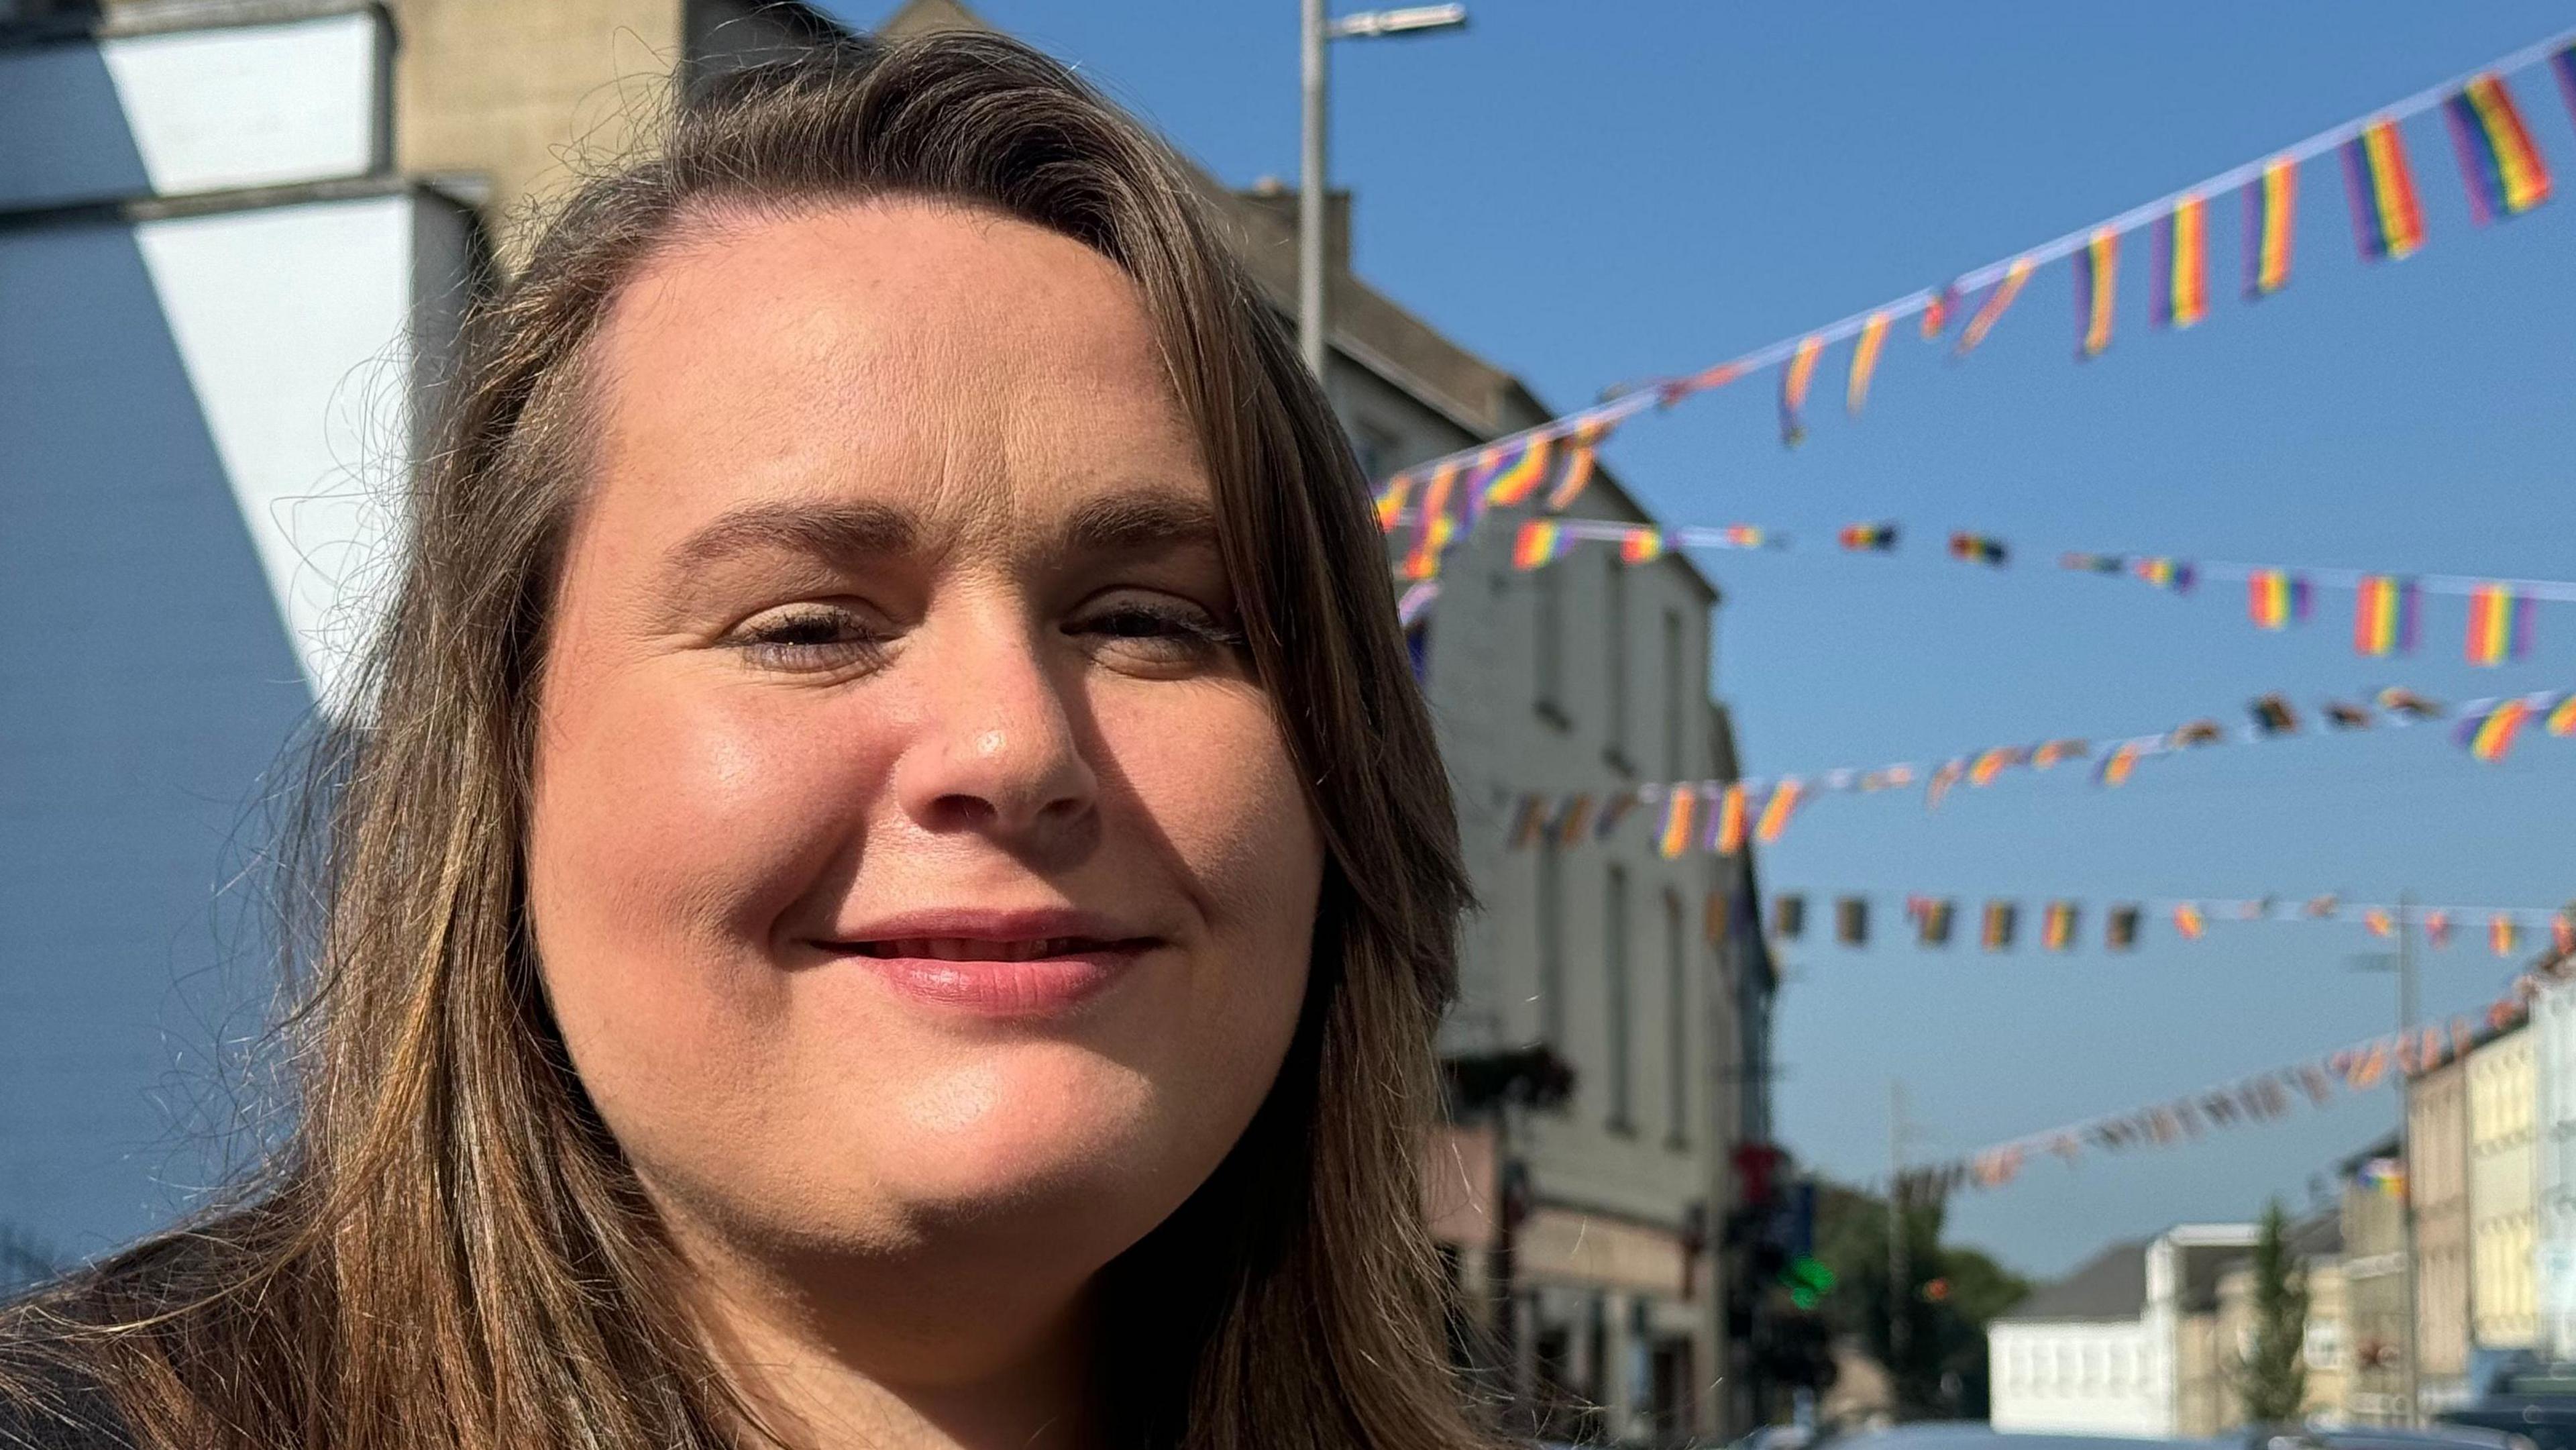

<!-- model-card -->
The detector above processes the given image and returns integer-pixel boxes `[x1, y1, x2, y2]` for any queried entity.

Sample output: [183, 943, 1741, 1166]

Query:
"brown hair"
[0, 30, 1487, 1450]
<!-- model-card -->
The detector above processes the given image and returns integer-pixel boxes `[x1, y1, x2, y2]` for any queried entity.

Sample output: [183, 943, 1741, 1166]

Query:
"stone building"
[3, 0, 1778, 1439]
[2529, 943, 2576, 1359]
[2468, 1022, 2539, 1357]
[2339, 1135, 2412, 1426]
[2209, 1212, 2347, 1428]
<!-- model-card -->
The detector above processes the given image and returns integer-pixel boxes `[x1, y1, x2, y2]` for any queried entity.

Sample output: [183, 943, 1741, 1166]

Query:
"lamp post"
[1299, 3, 1468, 377]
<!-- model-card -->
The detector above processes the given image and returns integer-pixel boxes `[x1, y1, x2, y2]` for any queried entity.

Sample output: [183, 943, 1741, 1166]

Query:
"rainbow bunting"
[2043, 900, 2080, 952]
[2492, 915, 2520, 958]
[2557, 45, 2576, 130]
[1922, 283, 1960, 340]
[2243, 156, 2297, 298]
[2174, 903, 2206, 940]
[2365, 908, 2395, 939]
[1593, 791, 1640, 841]
[2462, 697, 2534, 763]
[1396, 580, 1439, 627]
[1658, 786, 1698, 859]
[2426, 911, 2453, 948]
[1511, 519, 1565, 572]
[1551, 795, 1594, 847]
[2465, 584, 2532, 665]
[1925, 758, 1966, 811]
[2353, 575, 2420, 657]
[1968, 747, 2026, 788]
[1546, 419, 1611, 513]
[1848, 312, 1891, 416]
[1956, 258, 2034, 356]
[2152, 194, 2209, 329]
[2247, 570, 2312, 629]
[1619, 529, 1668, 566]
[1755, 779, 1804, 845]
[2074, 227, 2118, 358]
[2134, 557, 2196, 592]
[1507, 794, 1547, 849]
[2096, 741, 2144, 787]
[1780, 335, 1824, 446]
[2343, 117, 2426, 261]
[1401, 463, 1460, 581]
[1373, 470, 1414, 532]
[1720, 525, 1768, 549]
[1713, 784, 1750, 856]
[1839, 522, 1898, 552]
[1480, 434, 1554, 508]
[2549, 693, 2576, 736]
[2445, 73, 2551, 224]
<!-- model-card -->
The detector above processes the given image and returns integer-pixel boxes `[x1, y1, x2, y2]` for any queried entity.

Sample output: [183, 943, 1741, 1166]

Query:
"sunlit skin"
[524, 200, 1323, 1449]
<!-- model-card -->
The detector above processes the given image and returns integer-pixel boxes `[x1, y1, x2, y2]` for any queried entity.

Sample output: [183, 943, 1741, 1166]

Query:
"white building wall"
[2536, 980, 2576, 1358]
[1989, 1320, 2165, 1437]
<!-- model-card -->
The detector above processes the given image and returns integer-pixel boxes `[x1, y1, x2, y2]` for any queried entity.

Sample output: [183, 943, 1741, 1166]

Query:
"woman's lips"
[829, 935, 1156, 1015]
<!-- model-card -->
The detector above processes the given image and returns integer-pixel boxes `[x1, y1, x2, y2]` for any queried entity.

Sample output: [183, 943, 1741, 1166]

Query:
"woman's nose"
[892, 613, 1098, 845]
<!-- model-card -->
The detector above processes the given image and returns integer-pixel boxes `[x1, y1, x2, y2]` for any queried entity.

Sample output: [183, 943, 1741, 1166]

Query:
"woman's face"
[525, 200, 1322, 1290]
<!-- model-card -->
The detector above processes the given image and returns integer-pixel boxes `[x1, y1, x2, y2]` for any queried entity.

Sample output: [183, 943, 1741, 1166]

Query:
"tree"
[2235, 1199, 2310, 1425]
[1811, 1181, 2030, 1420]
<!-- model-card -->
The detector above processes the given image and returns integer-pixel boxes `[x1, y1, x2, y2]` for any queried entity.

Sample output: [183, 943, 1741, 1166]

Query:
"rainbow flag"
[1719, 525, 1767, 549]
[2365, 908, 2395, 939]
[2134, 557, 2196, 592]
[2461, 697, 2534, 763]
[1372, 470, 1415, 532]
[2095, 741, 2144, 787]
[2150, 194, 2209, 329]
[1968, 746, 2026, 787]
[1395, 580, 1438, 627]
[1546, 419, 1612, 512]
[1593, 790, 1639, 841]
[2548, 692, 2576, 736]
[1551, 795, 1594, 848]
[2426, 910, 2453, 947]
[1401, 463, 1460, 580]
[1921, 283, 1960, 340]
[2444, 73, 2551, 224]
[1956, 257, 2034, 356]
[1848, 311, 1891, 415]
[2043, 900, 2079, 952]
[2247, 569, 2311, 629]
[2465, 583, 2532, 664]
[2353, 575, 2419, 656]
[1507, 794, 1547, 849]
[2243, 157, 2297, 298]
[2343, 117, 2426, 261]
[1980, 900, 2017, 951]
[2074, 227, 2118, 358]
[1712, 784, 1750, 856]
[1657, 786, 1697, 858]
[1619, 529, 1668, 566]
[1511, 519, 1565, 571]
[2491, 914, 2520, 958]
[2174, 903, 2206, 940]
[1755, 778, 1803, 845]
[1839, 521, 1898, 552]
[1479, 434, 1554, 508]
[1779, 334, 1823, 446]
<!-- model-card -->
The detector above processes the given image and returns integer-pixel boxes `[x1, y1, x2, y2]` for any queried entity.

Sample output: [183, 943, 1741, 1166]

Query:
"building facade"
[2411, 1055, 2473, 1408]
[2341, 1137, 2412, 1426]
[2209, 1214, 2347, 1429]
[2468, 1024, 2539, 1355]
[2533, 954, 2576, 1359]
[1988, 1224, 2259, 1437]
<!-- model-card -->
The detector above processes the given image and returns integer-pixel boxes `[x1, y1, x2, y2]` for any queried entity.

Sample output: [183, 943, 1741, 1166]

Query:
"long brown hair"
[1, 30, 1485, 1450]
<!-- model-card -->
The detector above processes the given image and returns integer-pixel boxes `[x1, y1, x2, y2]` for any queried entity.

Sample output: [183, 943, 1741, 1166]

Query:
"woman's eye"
[1073, 600, 1244, 670]
[729, 606, 890, 672]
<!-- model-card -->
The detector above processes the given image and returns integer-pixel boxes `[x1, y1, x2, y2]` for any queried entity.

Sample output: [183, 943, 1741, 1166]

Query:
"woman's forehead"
[582, 198, 1211, 549]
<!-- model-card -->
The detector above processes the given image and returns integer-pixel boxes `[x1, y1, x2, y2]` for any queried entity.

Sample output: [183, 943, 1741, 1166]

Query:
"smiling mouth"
[848, 937, 1139, 963]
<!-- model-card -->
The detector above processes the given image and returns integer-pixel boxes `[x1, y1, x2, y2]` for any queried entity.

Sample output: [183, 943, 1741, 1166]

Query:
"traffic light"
[1781, 1253, 1836, 1310]
[1923, 1276, 1951, 1303]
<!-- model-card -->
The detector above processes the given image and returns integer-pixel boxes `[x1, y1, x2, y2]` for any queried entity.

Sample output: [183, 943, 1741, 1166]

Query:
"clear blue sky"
[839, 1, 2576, 1278]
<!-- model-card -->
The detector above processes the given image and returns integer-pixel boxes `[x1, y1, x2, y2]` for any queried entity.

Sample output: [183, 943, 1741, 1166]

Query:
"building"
[1988, 1223, 2258, 1437]
[2530, 945, 2576, 1359]
[2410, 1053, 2473, 1409]
[5, 0, 1776, 1437]
[2468, 1021, 2539, 1359]
[1, 0, 476, 1269]
[2340, 1135, 2412, 1426]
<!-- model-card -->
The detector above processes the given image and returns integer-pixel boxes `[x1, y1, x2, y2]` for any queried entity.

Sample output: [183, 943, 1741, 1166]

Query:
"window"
[1607, 866, 1633, 1131]
[1661, 609, 1686, 781]
[1537, 839, 1565, 1048]
[1664, 890, 1688, 1148]
[1534, 560, 1566, 723]
[1605, 556, 1630, 764]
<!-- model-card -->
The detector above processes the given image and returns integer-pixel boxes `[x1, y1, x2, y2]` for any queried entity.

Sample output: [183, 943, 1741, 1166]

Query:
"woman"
[0, 30, 1489, 1450]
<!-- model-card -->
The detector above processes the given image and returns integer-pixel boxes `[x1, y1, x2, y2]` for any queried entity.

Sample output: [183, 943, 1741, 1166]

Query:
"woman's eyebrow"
[660, 499, 918, 581]
[1063, 490, 1220, 556]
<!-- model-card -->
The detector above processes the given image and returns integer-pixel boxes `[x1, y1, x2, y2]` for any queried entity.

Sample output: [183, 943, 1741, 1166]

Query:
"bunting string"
[1371, 23, 2576, 584]
[1762, 888, 2576, 956]
[1503, 683, 2576, 855]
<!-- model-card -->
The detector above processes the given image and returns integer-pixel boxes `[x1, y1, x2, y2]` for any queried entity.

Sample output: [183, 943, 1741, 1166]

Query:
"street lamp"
[1299, 2, 1468, 377]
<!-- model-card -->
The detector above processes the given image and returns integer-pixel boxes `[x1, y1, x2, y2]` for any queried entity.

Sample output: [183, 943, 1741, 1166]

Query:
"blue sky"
[840, 1, 2576, 1277]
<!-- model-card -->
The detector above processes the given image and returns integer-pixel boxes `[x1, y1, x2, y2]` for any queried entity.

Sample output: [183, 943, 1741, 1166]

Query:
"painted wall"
[1990, 1320, 2165, 1436]
[2534, 977, 2576, 1359]
[2410, 1058, 2473, 1400]
[2469, 1027, 2538, 1350]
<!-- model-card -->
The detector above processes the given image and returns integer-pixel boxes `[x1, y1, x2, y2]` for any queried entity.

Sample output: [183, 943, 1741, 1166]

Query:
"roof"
[1998, 1239, 2148, 1323]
